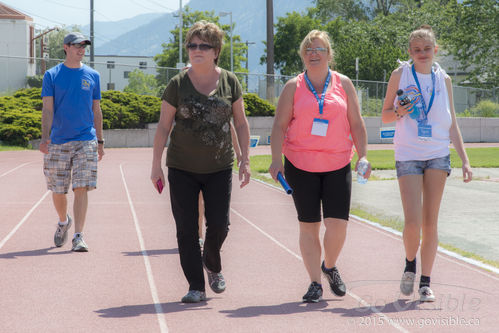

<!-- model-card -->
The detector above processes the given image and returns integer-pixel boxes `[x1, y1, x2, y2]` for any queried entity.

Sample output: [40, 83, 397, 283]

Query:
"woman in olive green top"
[151, 20, 251, 303]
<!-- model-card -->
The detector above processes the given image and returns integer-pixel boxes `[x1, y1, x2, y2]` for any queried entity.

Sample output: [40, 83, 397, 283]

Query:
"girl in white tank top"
[381, 25, 472, 304]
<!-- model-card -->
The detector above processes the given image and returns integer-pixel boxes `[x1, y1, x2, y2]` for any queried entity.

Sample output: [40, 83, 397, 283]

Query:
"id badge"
[418, 124, 432, 141]
[311, 118, 329, 137]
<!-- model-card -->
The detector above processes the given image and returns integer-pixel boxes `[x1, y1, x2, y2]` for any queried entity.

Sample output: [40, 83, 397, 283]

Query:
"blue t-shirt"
[41, 63, 101, 144]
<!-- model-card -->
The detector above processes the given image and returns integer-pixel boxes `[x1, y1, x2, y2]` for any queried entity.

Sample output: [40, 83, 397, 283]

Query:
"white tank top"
[393, 62, 452, 161]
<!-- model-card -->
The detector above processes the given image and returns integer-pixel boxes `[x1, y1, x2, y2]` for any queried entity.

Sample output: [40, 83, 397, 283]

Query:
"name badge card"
[418, 124, 432, 141]
[311, 118, 329, 137]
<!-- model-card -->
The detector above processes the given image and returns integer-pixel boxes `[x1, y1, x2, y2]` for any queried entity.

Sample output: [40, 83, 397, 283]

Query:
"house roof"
[0, 2, 33, 21]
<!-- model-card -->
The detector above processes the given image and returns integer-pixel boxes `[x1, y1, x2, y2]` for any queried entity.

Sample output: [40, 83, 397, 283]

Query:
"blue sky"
[2, 0, 190, 28]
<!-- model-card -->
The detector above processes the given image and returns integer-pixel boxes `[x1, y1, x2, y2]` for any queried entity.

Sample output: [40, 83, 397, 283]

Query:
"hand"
[239, 160, 250, 188]
[355, 157, 372, 179]
[97, 143, 105, 161]
[462, 163, 472, 183]
[396, 101, 414, 117]
[151, 165, 165, 192]
[269, 160, 284, 182]
[39, 139, 50, 154]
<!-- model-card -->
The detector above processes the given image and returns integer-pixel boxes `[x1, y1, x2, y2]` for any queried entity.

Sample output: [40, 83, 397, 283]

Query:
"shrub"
[243, 93, 275, 117]
[26, 75, 44, 88]
[470, 100, 499, 117]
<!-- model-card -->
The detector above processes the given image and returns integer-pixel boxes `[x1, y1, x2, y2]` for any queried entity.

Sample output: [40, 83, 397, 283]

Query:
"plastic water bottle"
[357, 159, 369, 184]
[396, 89, 419, 119]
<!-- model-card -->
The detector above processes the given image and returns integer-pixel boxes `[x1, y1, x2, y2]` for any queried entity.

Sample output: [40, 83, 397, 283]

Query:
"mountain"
[80, 12, 164, 49]
[95, 0, 314, 73]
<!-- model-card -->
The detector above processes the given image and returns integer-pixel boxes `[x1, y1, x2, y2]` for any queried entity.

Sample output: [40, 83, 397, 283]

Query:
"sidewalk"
[251, 144, 499, 264]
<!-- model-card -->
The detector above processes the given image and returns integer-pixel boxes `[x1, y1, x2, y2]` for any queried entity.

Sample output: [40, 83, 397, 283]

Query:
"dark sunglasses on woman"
[187, 43, 214, 51]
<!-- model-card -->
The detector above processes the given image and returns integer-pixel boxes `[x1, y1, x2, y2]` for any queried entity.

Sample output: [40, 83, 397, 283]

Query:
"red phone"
[156, 179, 164, 194]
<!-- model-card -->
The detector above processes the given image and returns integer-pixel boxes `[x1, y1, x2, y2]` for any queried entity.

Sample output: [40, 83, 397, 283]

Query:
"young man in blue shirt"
[40, 32, 104, 252]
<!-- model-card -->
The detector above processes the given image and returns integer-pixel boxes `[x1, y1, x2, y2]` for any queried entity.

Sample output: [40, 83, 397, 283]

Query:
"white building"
[92, 55, 158, 91]
[0, 2, 36, 93]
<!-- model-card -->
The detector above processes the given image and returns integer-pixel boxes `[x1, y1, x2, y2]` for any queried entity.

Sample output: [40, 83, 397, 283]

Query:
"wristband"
[97, 140, 105, 144]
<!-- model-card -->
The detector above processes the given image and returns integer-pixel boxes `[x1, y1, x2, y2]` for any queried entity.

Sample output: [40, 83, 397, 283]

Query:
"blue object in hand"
[277, 172, 293, 195]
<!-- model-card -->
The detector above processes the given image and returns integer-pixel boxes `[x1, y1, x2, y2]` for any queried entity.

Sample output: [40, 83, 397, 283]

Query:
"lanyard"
[411, 64, 435, 119]
[304, 70, 331, 116]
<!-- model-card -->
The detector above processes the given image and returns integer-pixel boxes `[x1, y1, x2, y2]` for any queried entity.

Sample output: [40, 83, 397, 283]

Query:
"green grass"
[0, 144, 27, 151]
[243, 147, 499, 172]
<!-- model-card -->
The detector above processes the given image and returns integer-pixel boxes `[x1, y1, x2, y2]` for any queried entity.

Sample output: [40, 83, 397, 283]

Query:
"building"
[92, 55, 158, 91]
[0, 2, 35, 93]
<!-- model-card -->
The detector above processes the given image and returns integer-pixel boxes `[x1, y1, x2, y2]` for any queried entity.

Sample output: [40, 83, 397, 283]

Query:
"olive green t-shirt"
[162, 69, 242, 173]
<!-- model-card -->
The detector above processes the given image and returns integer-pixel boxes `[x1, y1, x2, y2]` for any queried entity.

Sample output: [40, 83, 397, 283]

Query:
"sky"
[2, 0, 190, 28]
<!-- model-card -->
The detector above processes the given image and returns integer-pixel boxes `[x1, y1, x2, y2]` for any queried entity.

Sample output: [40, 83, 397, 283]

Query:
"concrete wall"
[30, 117, 499, 149]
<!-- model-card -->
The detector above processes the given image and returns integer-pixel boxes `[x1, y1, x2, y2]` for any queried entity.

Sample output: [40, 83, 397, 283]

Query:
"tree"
[154, 7, 247, 86]
[440, 0, 498, 87]
[124, 69, 159, 96]
[266, 11, 322, 75]
[314, 0, 370, 21]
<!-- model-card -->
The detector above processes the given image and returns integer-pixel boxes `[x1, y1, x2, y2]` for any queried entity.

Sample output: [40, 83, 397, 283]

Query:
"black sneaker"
[321, 261, 346, 297]
[302, 282, 323, 303]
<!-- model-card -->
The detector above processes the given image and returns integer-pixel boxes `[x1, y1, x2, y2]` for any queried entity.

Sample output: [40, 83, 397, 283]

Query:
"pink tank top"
[283, 71, 354, 172]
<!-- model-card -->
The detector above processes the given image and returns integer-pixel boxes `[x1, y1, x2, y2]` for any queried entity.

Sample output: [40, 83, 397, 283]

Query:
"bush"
[243, 93, 275, 117]
[470, 100, 499, 117]
[26, 75, 44, 88]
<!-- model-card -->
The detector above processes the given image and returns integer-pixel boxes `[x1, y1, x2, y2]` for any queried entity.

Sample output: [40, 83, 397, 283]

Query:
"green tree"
[439, 0, 498, 87]
[154, 7, 247, 86]
[269, 11, 322, 75]
[124, 69, 160, 96]
[314, 0, 370, 21]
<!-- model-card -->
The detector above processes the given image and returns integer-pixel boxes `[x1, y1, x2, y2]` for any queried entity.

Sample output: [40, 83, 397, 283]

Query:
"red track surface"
[1, 148, 497, 332]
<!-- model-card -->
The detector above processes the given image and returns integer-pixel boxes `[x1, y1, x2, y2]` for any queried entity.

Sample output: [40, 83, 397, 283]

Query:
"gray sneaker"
[400, 272, 416, 296]
[54, 215, 72, 247]
[204, 265, 226, 294]
[419, 286, 436, 302]
[72, 235, 88, 252]
[181, 290, 206, 303]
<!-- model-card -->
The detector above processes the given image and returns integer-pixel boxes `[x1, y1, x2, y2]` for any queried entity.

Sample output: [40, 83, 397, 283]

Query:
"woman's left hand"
[239, 160, 251, 188]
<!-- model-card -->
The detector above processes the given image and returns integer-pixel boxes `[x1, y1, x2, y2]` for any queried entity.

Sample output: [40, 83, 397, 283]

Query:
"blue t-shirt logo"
[82, 79, 91, 91]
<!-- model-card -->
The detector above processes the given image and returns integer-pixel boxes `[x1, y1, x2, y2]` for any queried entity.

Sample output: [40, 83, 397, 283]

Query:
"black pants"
[168, 167, 232, 291]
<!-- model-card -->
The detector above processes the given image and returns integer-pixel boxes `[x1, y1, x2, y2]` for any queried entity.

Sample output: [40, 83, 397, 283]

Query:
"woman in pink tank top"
[269, 30, 370, 303]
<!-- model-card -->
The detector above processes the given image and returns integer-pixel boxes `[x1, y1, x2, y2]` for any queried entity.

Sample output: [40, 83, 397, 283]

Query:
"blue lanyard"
[304, 70, 331, 116]
[411, 64, 435, 119]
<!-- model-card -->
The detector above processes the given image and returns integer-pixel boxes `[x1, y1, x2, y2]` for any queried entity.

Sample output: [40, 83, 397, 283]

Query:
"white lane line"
[230, 207, 408, 333]
[251, 178, 499, 279]
[0, 162, 31, 178]
[0, 190, 50, 250]
[120, 164, 169, 333]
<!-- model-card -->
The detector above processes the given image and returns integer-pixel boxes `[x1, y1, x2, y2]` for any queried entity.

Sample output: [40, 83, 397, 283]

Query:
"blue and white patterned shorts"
[43, 140, 98, 193]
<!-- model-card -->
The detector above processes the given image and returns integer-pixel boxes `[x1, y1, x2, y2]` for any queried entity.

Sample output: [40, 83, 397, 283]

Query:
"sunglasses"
[305, 47, 327, 55]
[187, 43, 214, 51]
[71, 43, 88, 49]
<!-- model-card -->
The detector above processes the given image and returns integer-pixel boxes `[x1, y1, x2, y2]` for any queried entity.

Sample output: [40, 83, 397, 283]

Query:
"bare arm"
[150, 100, 176, 190]
[269, 78, 296, 181]
[230, 122, 242, 165]
[341, 74, 371, 178]
[381, 67, 413, 123]
[445, 76, 472, 182]
[40, 96, 54, 154]
[232, 97, 251, 188]
[93, 99, 104, 160]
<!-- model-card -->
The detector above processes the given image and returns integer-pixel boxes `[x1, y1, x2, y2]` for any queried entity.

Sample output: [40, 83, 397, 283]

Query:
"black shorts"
[284, 157, 351, 223]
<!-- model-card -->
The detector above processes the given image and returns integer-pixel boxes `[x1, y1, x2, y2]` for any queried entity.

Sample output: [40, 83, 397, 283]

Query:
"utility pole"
[90, 0, 94, 68]
[178, 0, 184, 68]
[245, 40, 255, 88]
[266, 0, 274, 101]
[31, 27, 58, 75]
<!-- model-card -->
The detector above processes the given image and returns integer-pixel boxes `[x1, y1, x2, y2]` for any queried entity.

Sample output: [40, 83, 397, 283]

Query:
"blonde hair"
[185, 20, 225, 64]
[409, 24, 437, 47]
[299, 30, 334, 67]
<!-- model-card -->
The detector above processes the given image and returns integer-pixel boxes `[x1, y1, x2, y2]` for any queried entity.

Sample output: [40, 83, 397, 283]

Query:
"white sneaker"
[419, 286, 436, 302]
[400, 272, 415, 296]
[72, 235, 89, 252]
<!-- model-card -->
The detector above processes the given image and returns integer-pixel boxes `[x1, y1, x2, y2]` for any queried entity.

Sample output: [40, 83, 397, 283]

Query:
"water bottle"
[357, 159, 369, 184]
[396, 89, 418, 119]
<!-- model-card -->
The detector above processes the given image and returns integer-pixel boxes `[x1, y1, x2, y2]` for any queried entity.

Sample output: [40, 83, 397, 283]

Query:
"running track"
[0, 148, 497, 332]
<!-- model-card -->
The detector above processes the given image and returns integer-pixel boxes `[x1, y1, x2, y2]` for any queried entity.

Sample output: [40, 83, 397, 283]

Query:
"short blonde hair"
[409, 24, 437, 48]
[299, 30, 334, 67]
[185, 20, 224, 64]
